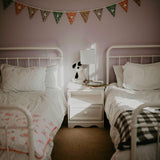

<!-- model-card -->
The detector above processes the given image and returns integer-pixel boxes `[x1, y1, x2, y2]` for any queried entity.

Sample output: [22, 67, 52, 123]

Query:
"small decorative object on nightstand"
[67, 81, 105, 128]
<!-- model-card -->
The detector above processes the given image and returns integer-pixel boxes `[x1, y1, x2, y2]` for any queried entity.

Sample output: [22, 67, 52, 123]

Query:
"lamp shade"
[80, 49, 96, 64]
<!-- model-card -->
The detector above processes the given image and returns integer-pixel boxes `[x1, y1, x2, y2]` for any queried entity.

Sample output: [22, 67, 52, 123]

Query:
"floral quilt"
[0, 110, 57, 159]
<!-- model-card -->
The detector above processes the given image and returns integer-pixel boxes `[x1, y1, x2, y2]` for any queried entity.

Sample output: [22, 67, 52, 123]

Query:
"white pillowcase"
[1, 64, 46, 92]
[45, 65, 58, 89]
[122, 62, 160, 90]
[113, 65, 123, 87]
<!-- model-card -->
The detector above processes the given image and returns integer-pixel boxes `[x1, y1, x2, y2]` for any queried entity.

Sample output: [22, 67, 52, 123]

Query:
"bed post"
[0, 106, 34, 160]
[106, 46, 113, 85]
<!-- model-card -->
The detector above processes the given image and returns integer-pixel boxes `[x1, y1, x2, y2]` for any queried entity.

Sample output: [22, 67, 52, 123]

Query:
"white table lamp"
[80, 49, 96, 82]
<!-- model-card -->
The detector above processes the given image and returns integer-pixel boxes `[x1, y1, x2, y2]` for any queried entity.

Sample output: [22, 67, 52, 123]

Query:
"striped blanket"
[114, 109, 160, 150]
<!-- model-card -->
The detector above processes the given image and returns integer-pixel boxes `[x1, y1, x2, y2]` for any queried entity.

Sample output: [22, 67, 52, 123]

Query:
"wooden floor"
[51, 118, 115, 160]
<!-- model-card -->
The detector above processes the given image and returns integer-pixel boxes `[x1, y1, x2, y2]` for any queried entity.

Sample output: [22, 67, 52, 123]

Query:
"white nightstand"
[67, 82, 105, 128]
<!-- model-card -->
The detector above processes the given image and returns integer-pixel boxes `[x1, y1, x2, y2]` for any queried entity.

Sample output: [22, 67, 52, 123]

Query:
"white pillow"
[123, 62, 160, 90]
[1, 64, 46, 92]
[45, 65, 58, 89]
[113, 65, 123, 87]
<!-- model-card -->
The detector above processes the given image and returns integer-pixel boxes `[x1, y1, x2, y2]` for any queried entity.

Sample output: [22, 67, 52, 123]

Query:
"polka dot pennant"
[40, 10, 50, 22]
[66, 12, 77, 24]
[53, 12, 63, 24]
[106, 4, 116, 17]
[80, 11, 90, 23]
[28, 7, 38, 19]
[119, 0, 128, 12]
[15, 2, 25, 15]
[133, 0, 141, 6]
[93, 8, 103, 21]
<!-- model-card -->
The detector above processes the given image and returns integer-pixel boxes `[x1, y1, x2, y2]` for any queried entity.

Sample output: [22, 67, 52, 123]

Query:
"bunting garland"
[94, 9, 103, 21]
[66, 12, 77, 24]
[106, 4, 116, 17]
[40, 10, 50, 22]
[2, 0, 141, 24]
[80, 11, 90, 23]
[15, 2, 25, 14]
[133, 0, 141, 6]
[2, 0, 12, 9]
[28, 7, 37, 19]
[53, 12, 63, 24]
[119, 0, 128, 12]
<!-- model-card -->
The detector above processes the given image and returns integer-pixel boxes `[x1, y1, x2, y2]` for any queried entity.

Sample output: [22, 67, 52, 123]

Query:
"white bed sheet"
[105, 83, 160, 160]
[0, 88, 67, 160]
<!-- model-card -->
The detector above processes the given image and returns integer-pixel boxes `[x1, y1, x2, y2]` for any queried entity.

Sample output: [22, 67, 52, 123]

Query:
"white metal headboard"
[106, 45, 160, 84]
[0, 47, 64, 88]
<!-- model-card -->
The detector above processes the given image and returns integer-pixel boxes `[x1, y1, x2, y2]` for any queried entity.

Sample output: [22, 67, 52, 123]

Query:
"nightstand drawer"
[69, 94, 104, 106]
[69, 105, 103, 121]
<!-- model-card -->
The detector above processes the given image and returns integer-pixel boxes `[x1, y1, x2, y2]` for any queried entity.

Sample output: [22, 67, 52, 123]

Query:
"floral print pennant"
[53, 12, 63, 24]
[66, 12, 77, 24]
[40, 10, 50, 22]
[93, 8, 103, 21]
[106, 4, 116, 17]
[119, 0, 128, 12]
[28, 7, 38, 19]
[15, 2, 25, 15]
[80, 11, 90, 23]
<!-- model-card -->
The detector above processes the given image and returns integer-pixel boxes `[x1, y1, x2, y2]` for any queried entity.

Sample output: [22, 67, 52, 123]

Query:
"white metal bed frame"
[106, 45, 160, 160]
[0, 46, 64, 160]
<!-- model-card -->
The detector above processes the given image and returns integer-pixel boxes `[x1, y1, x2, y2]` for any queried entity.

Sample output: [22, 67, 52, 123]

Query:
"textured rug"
[51, 119, 115, 160]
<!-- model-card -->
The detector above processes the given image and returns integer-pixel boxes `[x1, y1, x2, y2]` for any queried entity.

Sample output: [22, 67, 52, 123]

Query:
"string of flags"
[2, 0, 141, 24]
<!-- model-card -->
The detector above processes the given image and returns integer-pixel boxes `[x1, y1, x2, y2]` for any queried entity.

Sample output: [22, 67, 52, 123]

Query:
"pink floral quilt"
[0, 110, 57, 159]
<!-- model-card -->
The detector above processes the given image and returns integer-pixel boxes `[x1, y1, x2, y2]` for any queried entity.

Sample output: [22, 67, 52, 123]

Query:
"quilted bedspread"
[0, 88, 66, 159]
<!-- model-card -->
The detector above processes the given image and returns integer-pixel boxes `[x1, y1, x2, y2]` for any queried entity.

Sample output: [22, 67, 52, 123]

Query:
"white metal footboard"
[131, 103, 160, 160]
[0, 106, 34, 160]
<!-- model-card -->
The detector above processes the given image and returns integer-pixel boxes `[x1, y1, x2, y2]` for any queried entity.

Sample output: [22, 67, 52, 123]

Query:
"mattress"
[105, 83, 160, 160]
[0, 88, 67, 160]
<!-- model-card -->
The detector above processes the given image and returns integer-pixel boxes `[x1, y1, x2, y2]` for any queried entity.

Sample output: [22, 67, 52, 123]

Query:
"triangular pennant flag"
[133, 0, 141, 6]
[66, 12, 77, 24]
[28, 7, 38, 19]
[106, 4, 116, 17]
[80, 11, 90, 23]
[15, 2, 25, 15]
[53, 12, 63, 24]
[40, 10, 50, 22]
[93, 8, 103, 21]
[2, 0, 13, 9]
[119, 0, 128, 12]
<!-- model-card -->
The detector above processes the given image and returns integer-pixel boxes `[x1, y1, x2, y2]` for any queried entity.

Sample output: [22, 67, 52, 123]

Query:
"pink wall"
[0, 0, 160, 89]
